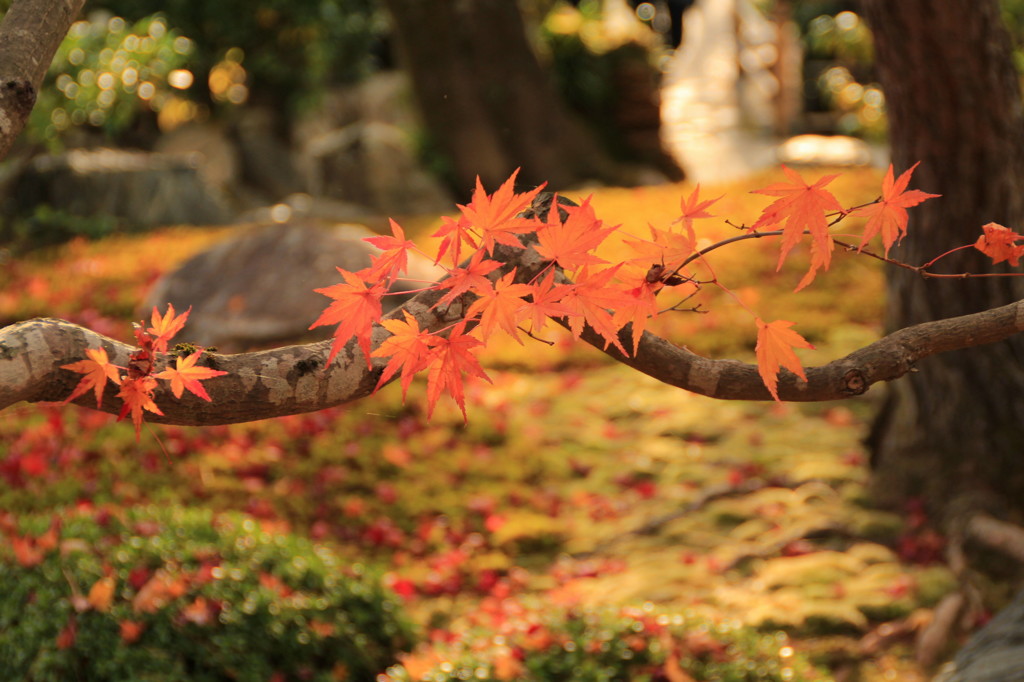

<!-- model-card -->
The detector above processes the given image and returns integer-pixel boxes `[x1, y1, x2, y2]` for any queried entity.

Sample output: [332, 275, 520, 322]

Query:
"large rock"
[9, 148, 231, 229]
[142, 221, 443, 351]
[936, 588, 1024, 682]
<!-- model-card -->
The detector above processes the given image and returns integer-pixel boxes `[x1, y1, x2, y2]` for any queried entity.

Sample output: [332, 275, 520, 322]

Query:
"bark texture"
[860, 0, 1024, 515]
[0, 0, 86, 159]
[381, 0, 621, 196]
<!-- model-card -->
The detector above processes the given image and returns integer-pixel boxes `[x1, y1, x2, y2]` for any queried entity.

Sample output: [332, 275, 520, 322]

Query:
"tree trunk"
[860, 0, 1024, 518]
[381, 0, 621, 196]
[0, 0, 86, 159]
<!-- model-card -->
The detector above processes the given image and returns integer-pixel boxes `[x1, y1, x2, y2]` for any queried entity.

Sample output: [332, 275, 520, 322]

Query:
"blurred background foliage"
[5, 0, 1024, 152]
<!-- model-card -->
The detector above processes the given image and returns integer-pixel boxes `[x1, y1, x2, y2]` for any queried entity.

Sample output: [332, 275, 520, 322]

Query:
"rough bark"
[860, 0, 1024, 515]
[4, 195, 1024, 425]
[381, 0, 622, 196]
[0, 0, 86, 159]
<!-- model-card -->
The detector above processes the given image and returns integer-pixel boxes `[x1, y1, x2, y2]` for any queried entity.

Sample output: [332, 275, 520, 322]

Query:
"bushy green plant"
[0, 205, 118, 251]
[0, 505, 416, 681]
[91, 0, 383, 112]
[381, 603, 824, 682]
[28, 14, 194, 147]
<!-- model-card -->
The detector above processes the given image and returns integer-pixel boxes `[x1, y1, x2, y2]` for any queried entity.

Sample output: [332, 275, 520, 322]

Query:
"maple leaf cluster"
[62, 304, 227, 438]
[310, 164, 964, 408]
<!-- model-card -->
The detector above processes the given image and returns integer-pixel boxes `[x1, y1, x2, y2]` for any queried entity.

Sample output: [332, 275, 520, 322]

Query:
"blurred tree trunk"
[382, 0, 622, 197]
[860, 0, 1024, 519]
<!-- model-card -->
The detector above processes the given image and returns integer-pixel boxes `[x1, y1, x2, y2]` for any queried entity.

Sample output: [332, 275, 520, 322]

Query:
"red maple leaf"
[754, 318, 815, 401]
[371, 310, 436, 398]
[852, 162, 939, 255]
[362, 218, 417, 284]
[147, 303, 190, 353]
[154, 350, 228, 401]
[464, 269, 533, 343]
[425, 322, 491, 419]
[459, 169, 544, 255]
[534, 197, 616, 271]
[310, 269, 386, 367]
[117, 375, 164, 440]
[975, 221, 1024, 266]
[752, 166, 843, 289]
[62, 347, 122, 408]
[434, 250, 502, 307]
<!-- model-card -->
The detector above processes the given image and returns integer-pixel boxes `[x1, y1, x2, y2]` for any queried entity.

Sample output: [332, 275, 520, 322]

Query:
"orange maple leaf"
[63, 347, 123, 408]
[432, 213, 478, 267]
[974, 221, 1024, 266]
[117, 375, 163, 439]
[147, 303, 190, 353]
[154, 350, 228, 401]
[752, 166, 843, 289]
[560, 265, 631, 355]
[754, 318, 815, 401]
[674, 183, 721, 245]
[464, 269, 533, 343]
[534, 197, 616, 271]
[371, 310, 436, 398]
[362, 218, 417, 284]
[523, 270, 575, 335]
[624, 224, 696, 272]
[852, 162, 939, 255]
[459, 169, 544, 255]
[310, 269, 386, 367]
[425, 321, 491, 419]
[434, 250, 502, 307]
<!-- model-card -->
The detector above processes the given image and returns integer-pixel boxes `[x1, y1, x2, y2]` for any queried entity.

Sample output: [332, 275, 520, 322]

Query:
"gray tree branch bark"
[0, 0, 85, 159]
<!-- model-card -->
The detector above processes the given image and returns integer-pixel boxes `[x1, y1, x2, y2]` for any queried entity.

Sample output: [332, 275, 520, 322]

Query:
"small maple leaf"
[624, 224, 696, 272]
[459, 169, 544, 254]
[975, 221, 1024, 266]
[154, 350, 228, 401]
[852, 162, 939, 255]
[534, 197, 616, 271]
[464, 269, 532, 343]
[432, 214, 478, 267]
[560, 265, 631, 355]
[371, 310, 436, 398]
[434, 250, 502, 307]
[362, 218, 417, 284]
[117, 375, 164, 440]
[425, 321, 491, 419]
[62, 347, 122, 408]
[754, 318, 815, 401]
[523, 270, 575, 335]
[147, 303, 190, 353]
[310, 269, 386, 367]
[674, 183, 721, 244]
[752, 166, 843, 288]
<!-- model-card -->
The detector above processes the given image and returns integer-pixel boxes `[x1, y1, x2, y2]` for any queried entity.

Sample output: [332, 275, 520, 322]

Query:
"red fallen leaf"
[56, 617, 77, 649]
[120, 620, 145, 643]
[12, 536, 43, 567]
[180, 596, 216, 626]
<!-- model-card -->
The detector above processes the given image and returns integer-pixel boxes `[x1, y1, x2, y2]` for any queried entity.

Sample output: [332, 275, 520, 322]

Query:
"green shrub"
[381, 603, 824, 682]
[0, 506, 416, 681]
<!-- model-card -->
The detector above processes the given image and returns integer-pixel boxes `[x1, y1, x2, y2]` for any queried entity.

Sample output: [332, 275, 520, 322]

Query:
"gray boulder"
[937, 587, 1024, 682]
[142, 221, 443, 351]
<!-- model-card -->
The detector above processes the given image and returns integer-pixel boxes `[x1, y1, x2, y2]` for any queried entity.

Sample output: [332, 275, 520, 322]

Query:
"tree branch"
[3, 230, 1023, 424]
[0, 0, 86, 159]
